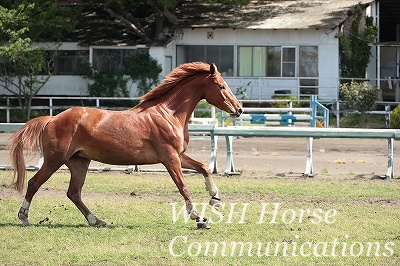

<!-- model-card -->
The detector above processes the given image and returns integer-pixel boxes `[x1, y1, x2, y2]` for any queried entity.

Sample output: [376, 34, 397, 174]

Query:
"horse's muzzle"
[230, 108, 243, 118]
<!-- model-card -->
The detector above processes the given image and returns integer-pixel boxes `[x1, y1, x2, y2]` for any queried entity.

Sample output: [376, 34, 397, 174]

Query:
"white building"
[5, 0, 396, 102]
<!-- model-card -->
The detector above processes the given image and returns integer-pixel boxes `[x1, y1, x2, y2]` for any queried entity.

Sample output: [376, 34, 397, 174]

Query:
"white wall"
[175, 28, 336, 46]
[149, 46, 166, 77]
[318, 41, 340, 100]
[1, 30, 340, 101]
[173, 28, 339, 100]
[0, 43, 151, 98]
[39, 75, 87, 95]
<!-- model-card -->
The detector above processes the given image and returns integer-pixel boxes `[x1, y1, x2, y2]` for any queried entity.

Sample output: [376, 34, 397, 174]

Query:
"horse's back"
[41, 106, 160, 164]
[48, 106, 118, 132]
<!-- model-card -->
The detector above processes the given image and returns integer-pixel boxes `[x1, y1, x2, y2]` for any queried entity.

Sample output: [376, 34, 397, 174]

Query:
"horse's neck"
[148, 82, 202, 125]
[162, 83, 203, 126]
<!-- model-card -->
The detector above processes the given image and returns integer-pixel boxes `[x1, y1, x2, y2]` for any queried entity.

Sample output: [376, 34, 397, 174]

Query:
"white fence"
[0, 97, 141, 123]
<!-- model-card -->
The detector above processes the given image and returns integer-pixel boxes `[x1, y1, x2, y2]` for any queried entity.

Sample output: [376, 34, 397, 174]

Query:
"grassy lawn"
[0, 170, 399, 265]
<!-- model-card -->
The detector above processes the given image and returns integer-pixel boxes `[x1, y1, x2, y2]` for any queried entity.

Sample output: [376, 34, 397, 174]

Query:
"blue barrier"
[310, 95, 330, 127]
[221, 95, 329, 128]
[248, 114, 298, 125]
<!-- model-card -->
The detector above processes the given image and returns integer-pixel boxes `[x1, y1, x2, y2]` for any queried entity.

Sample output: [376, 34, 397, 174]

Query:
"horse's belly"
[79, 143, 160, 166]
[72, 113, 185, 166]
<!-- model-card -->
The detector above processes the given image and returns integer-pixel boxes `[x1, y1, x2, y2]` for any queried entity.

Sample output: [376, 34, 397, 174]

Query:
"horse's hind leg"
[18, 163, 62, 226]
[180, 153, 221, 206]
[65, 156, 107, 227]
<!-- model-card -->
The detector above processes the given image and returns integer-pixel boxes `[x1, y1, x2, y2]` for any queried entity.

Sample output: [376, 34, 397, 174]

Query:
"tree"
[78, 52, 162, 97]
[339, 3, 378, 78]
[338, 4, 379, 127]
[78, 62, 129, 97]
[1, 0, 77, 42]
[73, 0, 251, 44]
[0, 2, 77, 121]
[125, 52, 162, 96]
[0, 4, 49, 120]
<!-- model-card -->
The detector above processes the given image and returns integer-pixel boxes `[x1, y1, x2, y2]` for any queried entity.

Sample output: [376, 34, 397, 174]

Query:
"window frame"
[54, 50, 89, 75]
[90, 46, 149, 73]
[176, 45, 234, 76]
[298, 46, 318, 78]
[281, 46, 297, 77]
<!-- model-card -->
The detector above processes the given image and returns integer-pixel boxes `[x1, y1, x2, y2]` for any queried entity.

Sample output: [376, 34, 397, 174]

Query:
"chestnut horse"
[9, 62, 242, 229]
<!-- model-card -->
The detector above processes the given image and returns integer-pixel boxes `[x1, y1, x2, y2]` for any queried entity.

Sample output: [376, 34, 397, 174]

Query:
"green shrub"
[270, 95, 309, 108]
[339, 81, 378, 112]
[340, 113, 385, 128]
[125, 52, 162, 96]
[339, 81, 378, 127]
[390, 104, 400, 128]
[78, 62, 129, 97]
[194, 101, 213, 118]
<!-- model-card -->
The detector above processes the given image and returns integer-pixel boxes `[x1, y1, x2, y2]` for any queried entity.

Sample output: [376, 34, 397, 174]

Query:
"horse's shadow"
[0, 222, 88, 228]
[0, 222, 142, 229]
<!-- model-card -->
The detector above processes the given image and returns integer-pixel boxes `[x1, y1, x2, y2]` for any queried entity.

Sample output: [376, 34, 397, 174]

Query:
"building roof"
[66, 0, 374, 46]
[176, 0, 374, 30]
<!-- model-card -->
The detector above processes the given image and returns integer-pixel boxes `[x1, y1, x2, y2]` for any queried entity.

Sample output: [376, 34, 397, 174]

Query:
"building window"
[299, 46, 318, 77]
[36, 50, 89, 75]
[238, 45, 318, 80]
[176, 45, 234, 76]
[299, 46, 318, 95]
[238, 46, 282, 77]
[238, 46, 267, 77]
[267, 47, 281, 77]
[54, 50, 89, 75]
[282, 47, 296, 77]
[92, 48, 148, 72]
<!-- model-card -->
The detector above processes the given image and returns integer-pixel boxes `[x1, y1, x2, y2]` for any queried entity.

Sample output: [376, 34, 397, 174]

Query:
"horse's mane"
[140, 62, 212, 102]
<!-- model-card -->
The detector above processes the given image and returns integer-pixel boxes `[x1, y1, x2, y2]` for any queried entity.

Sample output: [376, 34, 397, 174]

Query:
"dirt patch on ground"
[1, 133, 399, 200]
[185, 136, 400, 178]
[1, 132, 399, 177]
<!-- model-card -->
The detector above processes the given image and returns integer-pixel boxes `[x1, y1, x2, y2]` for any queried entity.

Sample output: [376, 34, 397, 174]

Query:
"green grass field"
[0, 170, 399, 265]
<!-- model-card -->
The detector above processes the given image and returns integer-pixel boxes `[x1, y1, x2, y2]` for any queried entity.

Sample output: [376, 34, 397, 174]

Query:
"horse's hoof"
[209, 196, 222, 207]
[95, 219, 109, 228]
[197, 218, 211, 229]
[87, 213, 108, 227]
[20, 219, 31, 226]
[18, 211, 31, 226]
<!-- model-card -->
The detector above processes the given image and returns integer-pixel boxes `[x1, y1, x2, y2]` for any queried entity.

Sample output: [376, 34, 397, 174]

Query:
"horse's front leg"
[165, 154, 210, 229]
[180, 153, 221, 207]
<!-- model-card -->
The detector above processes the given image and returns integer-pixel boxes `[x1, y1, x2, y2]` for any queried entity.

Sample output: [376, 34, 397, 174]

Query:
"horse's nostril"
[238, 108, 243, 114]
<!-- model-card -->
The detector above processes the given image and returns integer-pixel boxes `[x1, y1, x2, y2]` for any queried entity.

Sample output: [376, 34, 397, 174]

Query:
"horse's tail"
[8, 116, 52, 193]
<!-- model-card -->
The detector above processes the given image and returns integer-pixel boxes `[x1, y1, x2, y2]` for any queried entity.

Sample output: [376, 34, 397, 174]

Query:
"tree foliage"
[390, 104, 400, 129]
[1, 0, 77, 42]
[0, 4, 49, 120]
[78, 62, 129, 97]
[125, 52, 162, 96]
[0, 1, 77, 121]
[78, 52, 162, 97]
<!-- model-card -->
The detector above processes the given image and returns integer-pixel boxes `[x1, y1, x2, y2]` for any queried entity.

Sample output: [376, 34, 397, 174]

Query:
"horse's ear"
[210, 63, 218, 74]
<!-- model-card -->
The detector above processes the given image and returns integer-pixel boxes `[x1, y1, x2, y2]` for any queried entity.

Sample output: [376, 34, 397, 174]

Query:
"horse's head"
[204, 63, 243, 118]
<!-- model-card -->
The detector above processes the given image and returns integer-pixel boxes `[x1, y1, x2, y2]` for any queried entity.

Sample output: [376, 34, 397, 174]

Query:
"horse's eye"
[219, 85, 225, 90]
